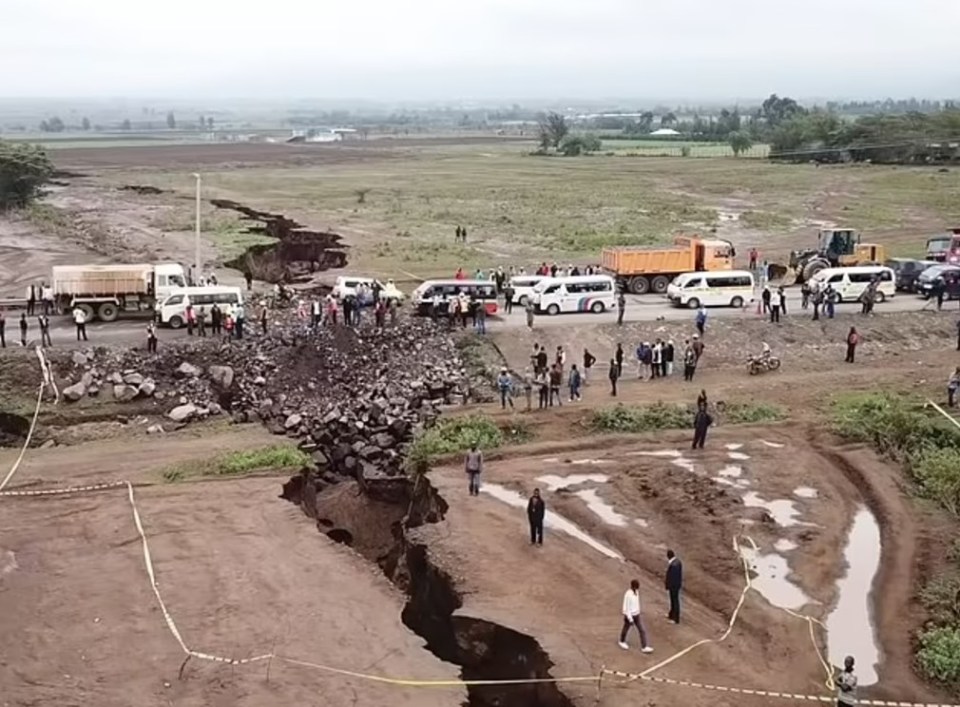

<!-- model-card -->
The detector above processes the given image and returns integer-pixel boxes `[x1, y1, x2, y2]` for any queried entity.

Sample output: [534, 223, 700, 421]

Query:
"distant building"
[649, 128, 681, 136]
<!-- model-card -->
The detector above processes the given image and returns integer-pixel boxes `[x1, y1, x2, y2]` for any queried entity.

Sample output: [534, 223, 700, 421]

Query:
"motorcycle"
[747, 353, 781, 375]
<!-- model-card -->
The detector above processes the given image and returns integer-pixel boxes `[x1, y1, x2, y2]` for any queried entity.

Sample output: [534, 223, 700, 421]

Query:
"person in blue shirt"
[496, 368, 514, 409]
[695, 306, 707, 336]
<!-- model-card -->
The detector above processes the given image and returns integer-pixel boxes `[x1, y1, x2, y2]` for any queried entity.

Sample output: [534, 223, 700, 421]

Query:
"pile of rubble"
[52, 315, 470, 479]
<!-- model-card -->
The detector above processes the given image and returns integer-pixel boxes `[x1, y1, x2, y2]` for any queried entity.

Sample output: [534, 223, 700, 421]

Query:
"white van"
[810, 266, 895, 303]
[331, 276, 405, 304]
[666, 270, 755, 309]
[157, 286, 244, 328]
[533, 275, 616, 315]
[508, 275, 547, 305]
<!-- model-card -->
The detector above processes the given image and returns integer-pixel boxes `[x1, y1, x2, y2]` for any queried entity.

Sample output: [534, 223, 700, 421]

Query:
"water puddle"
[742, 492, 803, 527]
[738, 542, 811, 610]
[759, 440, 785, 448]
[629, 449, 683, 458]
[482, 484, 623, 561]
[728, 451, 751, 461]
[725, 443, 744, 450]
[634, 518, 649, 529]
[536, 473, 609, 492]
[570, 459, 612, 466]
[774, 539, 798, 552]
[671, 458, 696, 472]
[718, 465, 743, 478]
[793, 486, 819, 499]
[0, 550, 17, 577]
[827, 507, 881, 685]
[575, 488, 629, 527]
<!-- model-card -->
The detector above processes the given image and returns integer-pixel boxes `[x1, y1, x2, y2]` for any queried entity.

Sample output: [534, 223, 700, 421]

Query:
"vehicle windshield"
[928, 237, 951, 250]
[170, 274, 186, 287]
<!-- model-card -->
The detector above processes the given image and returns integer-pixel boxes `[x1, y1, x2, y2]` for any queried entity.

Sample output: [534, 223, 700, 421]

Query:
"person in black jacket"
[692, 407, 713, 449]
[527, 488, 545, 546]
[665, 549, 683, 623]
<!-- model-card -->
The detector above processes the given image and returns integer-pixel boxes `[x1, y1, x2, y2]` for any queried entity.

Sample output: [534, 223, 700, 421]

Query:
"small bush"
[161, 444, 310, 482]
[587, 401, 785, 433]
[917, 627, 960, 686]
[723, 402, 785, 424]
[407, 415, 530, 469]
[919, 574, 960, 627]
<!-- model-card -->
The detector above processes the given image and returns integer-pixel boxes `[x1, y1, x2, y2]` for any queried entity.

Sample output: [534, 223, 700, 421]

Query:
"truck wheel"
[97, 302, 119, 322]
[78, 304, 95, 322]
[628, 276, 649, 295]
[168, 315, 184, 329]
[687, 298, 700, 310]
[651, 276, 670, 294]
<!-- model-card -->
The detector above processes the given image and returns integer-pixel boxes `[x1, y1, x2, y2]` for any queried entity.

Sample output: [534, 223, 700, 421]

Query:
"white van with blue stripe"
[533, 275, 617, 315]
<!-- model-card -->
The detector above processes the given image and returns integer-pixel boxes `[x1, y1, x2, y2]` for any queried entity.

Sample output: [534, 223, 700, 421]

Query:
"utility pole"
[192, 173, 201, 285]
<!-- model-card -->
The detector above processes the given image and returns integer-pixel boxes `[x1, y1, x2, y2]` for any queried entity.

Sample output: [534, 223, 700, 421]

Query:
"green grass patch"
[740, 210, 794, 231]
[917, 627, 960, 687]
[406, 414, 531, 470]
[161, 444, 310, 482]
[586, 401, 784, 433]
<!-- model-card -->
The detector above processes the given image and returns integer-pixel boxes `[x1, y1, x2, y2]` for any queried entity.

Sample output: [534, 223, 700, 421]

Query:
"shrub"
[406, 415, 519, 469]
[722, 402, 786, 424]
[919, 574, 960, 627]
[161, 444, 310, 482]
[917, 627, 960, 686]
[587, 401, 785, 433]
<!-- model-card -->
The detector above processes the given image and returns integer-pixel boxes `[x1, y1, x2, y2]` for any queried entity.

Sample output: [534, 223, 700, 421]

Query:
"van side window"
[828, 274, 843, 283]
[225, 294, 239, 304]
[543, 284, 561, 294]
[166, 295, 184, 305]
[849, 272, 875, 283]
[879, 270, 893, 282]
[684, 278, 703, 289]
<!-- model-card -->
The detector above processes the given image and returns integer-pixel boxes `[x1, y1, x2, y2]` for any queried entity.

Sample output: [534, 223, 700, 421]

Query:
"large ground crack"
[281, 469, 575, 707]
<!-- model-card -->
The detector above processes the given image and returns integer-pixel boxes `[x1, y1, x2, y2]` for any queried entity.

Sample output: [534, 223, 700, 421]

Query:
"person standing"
[146, 321, 158, 353]
[41, 282, 54, 315]
[0, 309, 6, 348]
[210, 303, 222, 336]
[761, 285, 771, 315]
[651, 340, 662, 379]
[522, 368, 534, 412]
[537, 369, 550, 409]
[525, 299, 535, 329]
[836, 656, 858, 707]
[801, 282, 811, 310]
[665, 549, 683, 624]
[845, 327, 859, 363]
[476, 301, 487, 334]
[497, 368, 515, 409]
[770, 291, 781, 323]
[683, 341, 697, 381]
[695, 306, 707, 336]
[455, 225, 462, 243]
[527, 489, 545, 546]
[947, 367, 960, 408]
[778, 286, 787, 316]
[465, 444, 483, 496]
[825, 285, 836, 319]
[503, 283, 514, 314]
[568, 364, 582, 401]
[38, 314, 52, 347]
[548, 364, 563, 407]
[26, 283, 36, 316]
[235, 302, 245, 339]
[692, 334, 704, 363]
[664, 340, 674, 377]
[617, 291, 626, 326]
[609, 357, 620, 397]
[461, 226, 468, 243]
[244, 270, 253, 291]
[72, 306, 88, 342]
[326, 295, 339, 326]
[260, 304, 269, 334]
[185, 302, 195, 336]
[615, 343, 625, 377]
[196, 307, 207, 337]
[692, 405, 713, 449]
[19, 312, 28, 346]
[583, 348, 596, 384]
[618, 580, 653, 653]
[311, 298, 322, 330]
[748, 247, 758, 272]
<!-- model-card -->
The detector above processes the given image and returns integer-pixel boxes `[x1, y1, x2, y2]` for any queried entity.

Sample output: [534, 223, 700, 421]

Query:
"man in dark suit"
[665, 549, 683, 624]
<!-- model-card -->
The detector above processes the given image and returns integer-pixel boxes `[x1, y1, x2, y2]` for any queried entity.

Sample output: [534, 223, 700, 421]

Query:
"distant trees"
[659, 112, 677, 128]
[728, 131, 753, 157]
[560, 133, 602, 156]
[121, 119, 132, 130]
[81, 117, 91, 131]
[761, 94, 806, 128]
[206, 116, 214, 130]
[198, 115, 205, 129]
[537, 112, 570, 150]
[39, 116, 65, 133]
[0, 142, 54, 210]
[166, 111, 176, 129]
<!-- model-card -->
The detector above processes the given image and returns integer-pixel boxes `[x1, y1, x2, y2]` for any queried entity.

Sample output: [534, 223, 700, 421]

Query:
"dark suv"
[885, 258, 938, 292]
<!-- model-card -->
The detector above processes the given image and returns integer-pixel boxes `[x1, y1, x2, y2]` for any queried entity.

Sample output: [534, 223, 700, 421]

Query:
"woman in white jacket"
[618, 579, 654, 653]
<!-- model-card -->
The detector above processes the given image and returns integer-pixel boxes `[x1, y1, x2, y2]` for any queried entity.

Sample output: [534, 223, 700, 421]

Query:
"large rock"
[71, 351, 88, 367]
[63, 382, 86, 402]
[284, 413, 303, 430]
[138, 378, 156, 397]
[123, 372, 144, 386]
[208, 365, 235, 390]
[177, 362, 201, 378]
[113, 384, 138, 402]
[168, 404, 198, 422]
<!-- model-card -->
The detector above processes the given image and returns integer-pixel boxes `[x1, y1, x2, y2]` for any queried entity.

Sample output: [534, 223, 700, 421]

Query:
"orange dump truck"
[601, 236, 735, 294]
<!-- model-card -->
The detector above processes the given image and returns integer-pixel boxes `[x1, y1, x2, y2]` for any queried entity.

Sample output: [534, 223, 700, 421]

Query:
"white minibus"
[507, 275, 547, 306]
[666, 270, 755, 309]
[157, 286, 244, 328]
[810, 266, 895, 303]
[411, 280, 499, 316]
[533, 275, 617, 315]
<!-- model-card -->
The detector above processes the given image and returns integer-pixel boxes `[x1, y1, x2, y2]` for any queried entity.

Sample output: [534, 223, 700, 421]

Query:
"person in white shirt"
[618, 579, 653, 652]
[41, 283, 54, 315]
[836, 656, 858, 707]
[72, 306, 88, 342]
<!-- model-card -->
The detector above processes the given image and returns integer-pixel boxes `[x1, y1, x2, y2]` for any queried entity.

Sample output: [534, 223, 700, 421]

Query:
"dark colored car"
[884, 258, 938, 292]
[915, 264, 960, 299]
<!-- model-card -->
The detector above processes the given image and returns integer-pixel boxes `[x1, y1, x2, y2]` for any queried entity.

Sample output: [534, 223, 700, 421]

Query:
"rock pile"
[51, 314, 470, 482]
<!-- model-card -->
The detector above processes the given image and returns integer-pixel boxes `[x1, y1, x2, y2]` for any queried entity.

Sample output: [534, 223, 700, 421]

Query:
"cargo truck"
[601, 236, 735, 294]
[52, 263, 187, 322]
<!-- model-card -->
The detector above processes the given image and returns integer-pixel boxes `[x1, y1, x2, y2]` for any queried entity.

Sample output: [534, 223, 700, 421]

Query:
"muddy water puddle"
[742, 492, 806, 527]
[536, 473, 608, 492]
[738, 542, 812, 610]
[827, 507, 881, 685]
[536, 473, 640, 530]
[481, 483, 623, 560]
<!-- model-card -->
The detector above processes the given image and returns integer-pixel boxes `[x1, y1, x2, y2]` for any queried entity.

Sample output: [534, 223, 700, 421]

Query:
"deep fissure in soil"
[281, 469, 576, 707]
[211, 199, 348, 283]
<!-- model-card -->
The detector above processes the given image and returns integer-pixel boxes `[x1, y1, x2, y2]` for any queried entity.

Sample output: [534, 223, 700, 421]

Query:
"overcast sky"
[4, 0, 959, 101]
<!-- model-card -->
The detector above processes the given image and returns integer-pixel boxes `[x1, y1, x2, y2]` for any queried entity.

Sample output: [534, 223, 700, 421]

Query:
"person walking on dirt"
[836, 656, 858, 707]
[525, 299, 535, 329]
[146, 321, 158, 353]
[455, 225, 462, 243]
[692, 406, 713, 450]
[609, 357, 620, 396]
[692, 334, 704, 363]
[615, 343, 625, 378]
[465, 444, 483, 496]
[548, 364, 563, 406]
[19, 312, 28, 346]
[695, 306, 707, 336]
[845, 327, 859, 363]
[618, 579, 654, 653]
[665, 549, 683, 624]
[801, 282, 811, 310]
[38, 314, 52, 347]
[583, 348, 596, 384]
[617, 292, 626, 326]
[0, 309, 6, 348]
[497, 368, 515, 409]
[72, 306, 88, 342]
[947, 367, 960, 408]
[749, 247, 758, 272]
[697, 389, 708, 410]
[568, 364, 582, 401]
[527, 489, 545, 546]
[461, 227, 468, 244]
[683, 341, 697, 381]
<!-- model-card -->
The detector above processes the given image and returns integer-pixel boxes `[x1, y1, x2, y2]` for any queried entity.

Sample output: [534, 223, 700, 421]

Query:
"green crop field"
[600, 138, 770, 158]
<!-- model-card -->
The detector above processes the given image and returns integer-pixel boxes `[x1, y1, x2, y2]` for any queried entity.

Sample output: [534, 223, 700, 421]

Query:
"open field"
[600, 138, 771, 158]
[2, 135, 960, 706]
